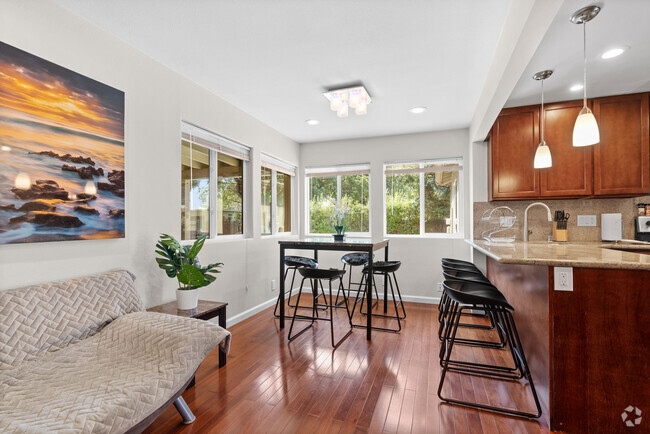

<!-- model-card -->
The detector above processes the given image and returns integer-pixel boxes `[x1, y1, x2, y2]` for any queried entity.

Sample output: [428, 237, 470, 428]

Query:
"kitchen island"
[467, 240, 650, 434]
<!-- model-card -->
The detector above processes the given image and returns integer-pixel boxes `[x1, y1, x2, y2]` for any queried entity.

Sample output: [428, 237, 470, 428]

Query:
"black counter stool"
[335, 253, 378, 308]
[351, 260, 405, 332]
[442, 258, 479, 268]
[437, 272, 506, 349]
[288, 268, 353, 348]
[438, 279, 542, 419]
[274, 255, 323, 318]
[439, 261, 492, 323]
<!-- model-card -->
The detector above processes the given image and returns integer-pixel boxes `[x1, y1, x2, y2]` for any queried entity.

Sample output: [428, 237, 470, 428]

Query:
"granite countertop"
[466, 239, 650, 270]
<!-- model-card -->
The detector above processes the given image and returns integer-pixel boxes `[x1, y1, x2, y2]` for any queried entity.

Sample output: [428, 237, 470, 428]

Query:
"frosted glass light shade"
[337, 102, 348, 118]
[573, 107, 600, 147]
[534, 141, 552, 168]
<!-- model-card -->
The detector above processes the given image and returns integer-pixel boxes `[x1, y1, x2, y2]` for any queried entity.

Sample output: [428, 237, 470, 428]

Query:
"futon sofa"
[0, 270, 230, 433]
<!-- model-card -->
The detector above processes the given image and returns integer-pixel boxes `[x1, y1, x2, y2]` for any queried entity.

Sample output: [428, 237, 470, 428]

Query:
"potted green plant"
[154, 233, 223, 310]
[333, 203, 350, 241]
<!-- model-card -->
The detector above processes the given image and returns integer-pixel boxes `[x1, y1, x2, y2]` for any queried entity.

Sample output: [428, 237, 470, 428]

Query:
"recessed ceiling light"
[601, 47, 627, 59]
[409, 107, 427, 114]
[570, 83, 584, 92]
[305, 119, 320, 126]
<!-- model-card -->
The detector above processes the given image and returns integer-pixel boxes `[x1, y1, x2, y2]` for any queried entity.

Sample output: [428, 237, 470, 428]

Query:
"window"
[181, 122, 249, 240]
[384, 159, 462, 236]
[261, 154, 295, 235]
[306, 164, 370, 235]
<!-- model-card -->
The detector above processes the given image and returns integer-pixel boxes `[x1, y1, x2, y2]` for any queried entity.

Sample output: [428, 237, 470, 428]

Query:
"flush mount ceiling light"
[570, 5, 601, 147]
[409, 107, 427, 114]
[601, 47, 627, 59]
[570, 83, 584, 92]
[533, 70, 553, 169]
[323, 84, 371, 118]
[305, 119, 320, 126]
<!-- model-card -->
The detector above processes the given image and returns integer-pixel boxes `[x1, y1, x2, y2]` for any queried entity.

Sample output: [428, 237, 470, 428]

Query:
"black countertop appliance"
[634, 216, 650, 242]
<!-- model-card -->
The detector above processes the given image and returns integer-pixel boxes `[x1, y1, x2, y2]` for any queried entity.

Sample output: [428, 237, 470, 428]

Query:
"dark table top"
[278, 237, 389, 250]
[147, 299, 227, 319]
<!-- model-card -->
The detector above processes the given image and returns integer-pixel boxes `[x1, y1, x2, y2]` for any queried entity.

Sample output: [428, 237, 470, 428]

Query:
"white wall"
[299, 130, 473, 302]
[0, 0, 300, 323]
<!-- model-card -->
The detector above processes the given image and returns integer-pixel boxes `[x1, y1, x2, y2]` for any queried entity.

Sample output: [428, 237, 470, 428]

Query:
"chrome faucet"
[523, 202, 553, 242]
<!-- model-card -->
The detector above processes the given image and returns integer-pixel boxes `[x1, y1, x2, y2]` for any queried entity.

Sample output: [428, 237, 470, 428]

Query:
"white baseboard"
[298, 287, 441, 305]
[224, 289, 440, 328]
[225, 296, 276, 328]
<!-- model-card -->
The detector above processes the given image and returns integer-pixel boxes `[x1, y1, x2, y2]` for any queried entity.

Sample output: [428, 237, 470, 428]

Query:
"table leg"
[280, 245, 286, 329]
[218, 306, 227, 367]
[367, 247, 373, 340]
[313, 249, 318, 262]
[384, 244, 389, 313]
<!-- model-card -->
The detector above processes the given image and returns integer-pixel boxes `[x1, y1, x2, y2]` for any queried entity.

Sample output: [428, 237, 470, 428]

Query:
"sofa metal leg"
[173, 396, 196, 425]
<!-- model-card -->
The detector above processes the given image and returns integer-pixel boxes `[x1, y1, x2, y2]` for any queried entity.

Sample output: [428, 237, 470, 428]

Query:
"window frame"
[261, 154, 295, 237]
[181, 122, 249, 242]
[305, 164, 371, 238]
[382, 158, 463, 239]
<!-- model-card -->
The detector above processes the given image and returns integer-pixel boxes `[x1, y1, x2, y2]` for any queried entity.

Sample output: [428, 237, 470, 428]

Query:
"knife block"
[552, 222, 568, 242]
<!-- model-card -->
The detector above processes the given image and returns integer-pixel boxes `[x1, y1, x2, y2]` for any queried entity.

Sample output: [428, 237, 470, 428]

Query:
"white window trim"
[181, 122, 249, 241]
[305, 165, 371, 237]
[382, 158, 464, 238]
[261, 159, 295, 237]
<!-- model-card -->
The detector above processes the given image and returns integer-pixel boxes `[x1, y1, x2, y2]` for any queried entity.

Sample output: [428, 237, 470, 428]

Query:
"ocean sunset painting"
[0, 41, 125, 244]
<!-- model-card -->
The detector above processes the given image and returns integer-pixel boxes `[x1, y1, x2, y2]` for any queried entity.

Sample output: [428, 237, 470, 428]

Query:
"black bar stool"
[288, 268, 353, 348]
[441, 258, 479, 268]
[351, 260, 405, 332]
[335, 253, 378, 307]
[438, 264, 506, 349]
[274, 255, 323, 318]
[438, 279, 542, 419]
[440, 261, 492, 320]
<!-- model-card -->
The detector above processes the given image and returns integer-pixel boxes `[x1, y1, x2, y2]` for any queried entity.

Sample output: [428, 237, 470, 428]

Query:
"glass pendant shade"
[534, 141, 552, 168]
[573, 106, 600, 147]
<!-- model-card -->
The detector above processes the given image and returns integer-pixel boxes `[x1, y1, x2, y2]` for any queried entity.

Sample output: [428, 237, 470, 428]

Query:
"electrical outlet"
[436, 282, 443, 292]
[553, 267, 573, 291]
[577, 215, 597, 227]
[271, 279, 277, 291]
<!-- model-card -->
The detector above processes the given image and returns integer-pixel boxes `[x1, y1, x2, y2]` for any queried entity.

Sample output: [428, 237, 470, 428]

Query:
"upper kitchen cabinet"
[489, 105, 539, 200]
[593, 92, 650, 196]
[540, 100, 593, 197]
[489, 92, 650, 200]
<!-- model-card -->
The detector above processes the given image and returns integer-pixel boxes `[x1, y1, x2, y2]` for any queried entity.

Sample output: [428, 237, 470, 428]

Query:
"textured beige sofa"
[0, 270, 231, 433]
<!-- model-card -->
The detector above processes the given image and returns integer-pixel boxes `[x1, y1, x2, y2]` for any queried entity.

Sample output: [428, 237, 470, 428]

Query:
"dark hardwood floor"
[144, 297, 551, 433]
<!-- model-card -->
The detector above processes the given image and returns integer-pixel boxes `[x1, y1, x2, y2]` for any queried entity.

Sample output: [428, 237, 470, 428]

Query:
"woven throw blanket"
[0, 311, 231, 433]
[0, 270, 144, 369]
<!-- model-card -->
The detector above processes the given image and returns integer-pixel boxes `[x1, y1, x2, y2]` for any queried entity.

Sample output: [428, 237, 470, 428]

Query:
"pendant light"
[570, 5, 601, 147]
[533, 70, 553, 169]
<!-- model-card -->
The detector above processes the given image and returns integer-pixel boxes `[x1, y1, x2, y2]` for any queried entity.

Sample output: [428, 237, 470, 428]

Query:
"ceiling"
[53, 0, 511, 144]
[506, 0, 650, 108]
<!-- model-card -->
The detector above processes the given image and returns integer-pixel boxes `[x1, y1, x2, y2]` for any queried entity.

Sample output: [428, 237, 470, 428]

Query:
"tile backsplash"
[473, 196, 650, 242]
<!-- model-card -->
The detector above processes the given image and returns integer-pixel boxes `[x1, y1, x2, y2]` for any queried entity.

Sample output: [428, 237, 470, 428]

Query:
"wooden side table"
[147, 299, 228, 368]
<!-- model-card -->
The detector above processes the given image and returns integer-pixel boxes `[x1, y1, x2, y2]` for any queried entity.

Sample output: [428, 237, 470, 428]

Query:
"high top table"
[278, 237, 390, 340]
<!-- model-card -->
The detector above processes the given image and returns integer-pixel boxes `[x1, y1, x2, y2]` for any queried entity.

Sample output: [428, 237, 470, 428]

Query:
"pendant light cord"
[540, 79, 544, 143]
[583, 22, 587, 107]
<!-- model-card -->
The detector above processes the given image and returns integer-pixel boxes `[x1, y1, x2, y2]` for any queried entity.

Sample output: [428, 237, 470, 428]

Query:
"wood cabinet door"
[540, 100, 593, 197]
[489, 105, 540, 200]
[593, 92, 650, 196]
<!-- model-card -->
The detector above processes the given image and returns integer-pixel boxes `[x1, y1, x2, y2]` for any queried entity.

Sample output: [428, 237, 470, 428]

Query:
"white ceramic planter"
[176, 288, 199, 310]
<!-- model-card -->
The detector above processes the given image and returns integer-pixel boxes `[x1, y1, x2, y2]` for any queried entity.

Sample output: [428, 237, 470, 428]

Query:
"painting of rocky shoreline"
[0, 41, 125, 244]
